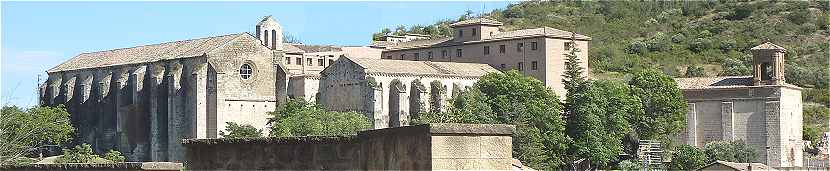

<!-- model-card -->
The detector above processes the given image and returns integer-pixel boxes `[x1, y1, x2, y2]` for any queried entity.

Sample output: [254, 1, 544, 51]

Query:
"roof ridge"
[203, 33, 247, 56]
[76, 33, 244, 55]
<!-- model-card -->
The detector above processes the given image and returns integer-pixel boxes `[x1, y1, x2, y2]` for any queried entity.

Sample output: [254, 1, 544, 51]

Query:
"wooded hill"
[373, 1, 830, 144]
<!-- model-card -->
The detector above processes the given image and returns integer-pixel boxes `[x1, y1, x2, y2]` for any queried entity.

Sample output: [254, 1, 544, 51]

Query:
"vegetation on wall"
[267, 99, 372, 137]
[219, 122, 263, 138]
[55, 144, 125, 164]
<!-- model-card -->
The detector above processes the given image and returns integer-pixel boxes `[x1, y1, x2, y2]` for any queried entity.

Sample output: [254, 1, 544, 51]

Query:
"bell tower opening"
[750, 42, 786, 85]
[255, 15, 283, 51]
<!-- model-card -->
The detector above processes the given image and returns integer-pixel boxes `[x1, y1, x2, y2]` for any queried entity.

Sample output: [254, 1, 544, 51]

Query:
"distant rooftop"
[384, 27, 590, 51]
[346, 57, 500, 78]
[450, 18, 504, 27]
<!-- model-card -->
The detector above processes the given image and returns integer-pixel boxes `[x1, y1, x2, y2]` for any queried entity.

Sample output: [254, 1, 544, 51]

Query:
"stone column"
[721, 101, 734, 141]
[193, 63, 207, 139]
[148, 64, 166, 161]
[686, 103, 698, 146]
[765, 101, 782, 167]
[167, 62, 184, 161]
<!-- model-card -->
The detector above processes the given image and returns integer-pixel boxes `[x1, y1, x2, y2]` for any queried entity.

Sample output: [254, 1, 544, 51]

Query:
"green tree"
[628, 69, 687, 141]
[563, 46, 588, 101]
[720, 57, 751, 76]
[0, 105, 74, 165]
[56, 144, 97, 163]
[670, 145, 707, 170]
[102, 150, 125, 163]
[415, 71, 570, 169]
[267, 99, 371, 137]
[567, 80, 640, 168]
[617, 159, 642, 171]
[219, 122, 263, 138]
[703, 140, 759, 163]
[685, 65, 706, 77]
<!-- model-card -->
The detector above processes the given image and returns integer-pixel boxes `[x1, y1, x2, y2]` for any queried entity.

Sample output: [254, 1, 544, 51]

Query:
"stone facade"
[318, 57, 499, 129]
[676, 42, 803, 167]
[40, 32, 279, 162]
[377, 18, 590, 98]
[182, 123, 515, 170]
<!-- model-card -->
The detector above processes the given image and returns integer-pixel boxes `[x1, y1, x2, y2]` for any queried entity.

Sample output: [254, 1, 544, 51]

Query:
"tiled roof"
[675, 76, 754, 89]
[450, 18, 503, 27]
[48, 33, 247, 72]
[285, 44, 342, 53]
[384, 27, 590, 51]
[348, 57, 499, 77]
[751, 42, 785, 50]
[282, 44, 305, 53]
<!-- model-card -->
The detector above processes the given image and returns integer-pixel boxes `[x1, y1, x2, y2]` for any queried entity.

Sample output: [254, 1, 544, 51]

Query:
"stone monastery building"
[676, 42, 803, 167]
[39, 14, 801, 167]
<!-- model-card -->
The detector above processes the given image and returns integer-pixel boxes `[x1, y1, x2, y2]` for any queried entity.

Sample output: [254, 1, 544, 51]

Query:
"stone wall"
[182, 123, 514, 170]
[0, 162, 182, 171]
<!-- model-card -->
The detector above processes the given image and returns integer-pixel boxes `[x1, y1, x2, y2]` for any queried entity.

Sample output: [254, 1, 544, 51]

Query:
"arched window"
[264, 30, 269, 47]
[240, 64, 253, 80]
[271, 30, 277, 49]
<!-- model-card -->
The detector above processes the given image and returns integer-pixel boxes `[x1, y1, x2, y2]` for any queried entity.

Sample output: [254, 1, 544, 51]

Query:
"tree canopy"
[267, 99, 372, 137]
[219, 122, 263, 138]
[0, 105, 74, 165]
[628, 69, 688, 141]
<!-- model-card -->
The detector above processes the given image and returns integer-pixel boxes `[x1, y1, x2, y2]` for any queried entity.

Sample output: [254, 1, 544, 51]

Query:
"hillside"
[373, 1, 830, 144]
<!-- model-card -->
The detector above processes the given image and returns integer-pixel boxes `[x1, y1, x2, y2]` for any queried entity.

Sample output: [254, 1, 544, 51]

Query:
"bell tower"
[750, 42, 786, 85]
[256, 15, 283, 51]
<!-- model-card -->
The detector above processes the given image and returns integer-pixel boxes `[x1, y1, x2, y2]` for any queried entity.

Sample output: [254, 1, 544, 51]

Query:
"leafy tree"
[563, 46, 587, 101]
[720, 57, 751, 76]
[803, 105, 830, 144]
[56, 144, 96, 163]
[219, 122, 263, 138]
[0, 105, 74, 165]
[669, 145, 707, 170]
[55, 144, 123, 164]
[628, 69, 687, 141]
[727, 6, 753, 20]
[567, 80, 640, 167]
[102, 150, 125, 163]
[685, 65, 706, 77]
[267, 99, 371, 137]
[617, 159, 642, 171]
[415, 71, 569, 169]
[703, 140, 759, 163]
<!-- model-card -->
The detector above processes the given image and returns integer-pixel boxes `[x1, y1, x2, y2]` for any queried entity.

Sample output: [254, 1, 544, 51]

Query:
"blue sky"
[1, 1, 515, 107]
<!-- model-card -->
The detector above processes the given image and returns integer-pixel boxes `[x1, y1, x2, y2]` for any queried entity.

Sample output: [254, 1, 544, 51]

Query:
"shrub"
[703, 140, 759, 163]
[268, 99, 372, 137]
[219, 122, 263, 138]
[669, 145, 707, 170]
[685, 65, 706, 77]
[102, 150, 125, 163]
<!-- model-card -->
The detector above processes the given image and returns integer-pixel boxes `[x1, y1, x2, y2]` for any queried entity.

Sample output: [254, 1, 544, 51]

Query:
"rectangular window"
[499, 45, 506, 53]
[442, 50, 447, 58]
[565, 42, 574, 51]
[531, 42, 538, 50]
[518, 62, 524, 71]
[484, 46, 490, 55]
[400, 54, 405, 60]
[386, 56, 392, 59]
[456, 49, 462, 58]
[472, 28, 477, 36]
[285, 57, 291, 64]
[427, 51, 433, 60]
[328, 59, 335, 66]
[517, 43, 524, 52]
[458, 30, 464, 37]
[296, 58, 302, 65]
[414, 53, 420, 60]
[531, 61, 538, 70]
[318, 59, 324, 66]
[307, 58, 313, 66]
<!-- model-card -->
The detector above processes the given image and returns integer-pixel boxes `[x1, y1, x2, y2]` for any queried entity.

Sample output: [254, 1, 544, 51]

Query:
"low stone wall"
[0, 162, 183, 171]
[183, 123, 514, 170]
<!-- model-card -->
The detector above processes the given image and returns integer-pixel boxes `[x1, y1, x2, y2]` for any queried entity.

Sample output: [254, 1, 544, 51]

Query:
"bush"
[685, 65, 706, 77]
[56, 144, 97, 163]
[670, 145, 707, 170]
[703, 140, 759, 163]
[617, 159, 642, 171]
[268, 99, 372, 137]
[102, 150, 125, 163]
[219, 122, 262, 138]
